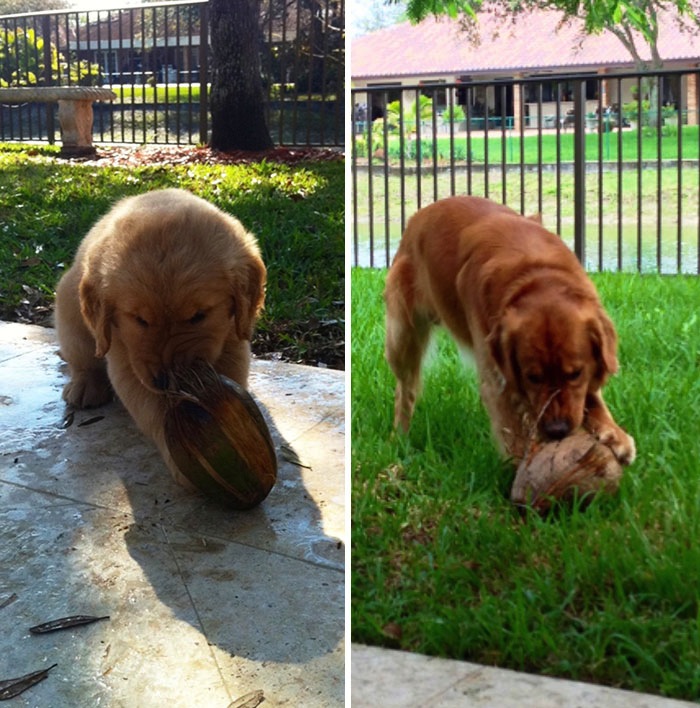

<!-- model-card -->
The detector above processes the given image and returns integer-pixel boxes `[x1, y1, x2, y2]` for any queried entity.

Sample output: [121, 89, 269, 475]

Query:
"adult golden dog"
[384, 195, 635, 465]
[55, 188, 266, 484]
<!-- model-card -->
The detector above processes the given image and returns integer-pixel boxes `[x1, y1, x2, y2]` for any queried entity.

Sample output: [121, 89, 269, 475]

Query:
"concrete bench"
[0, 86, 116, 157]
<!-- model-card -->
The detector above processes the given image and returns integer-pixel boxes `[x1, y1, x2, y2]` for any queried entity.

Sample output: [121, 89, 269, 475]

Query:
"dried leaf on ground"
[29, 614, 110, 634]
[0, 664, 57, 700]
[228, 689, 265, 708]
[0, 593, 17, 611]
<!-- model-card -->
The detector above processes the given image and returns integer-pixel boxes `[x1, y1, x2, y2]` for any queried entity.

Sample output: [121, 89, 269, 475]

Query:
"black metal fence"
[0, 0, 344, 147]
[351, 69, 700, 274]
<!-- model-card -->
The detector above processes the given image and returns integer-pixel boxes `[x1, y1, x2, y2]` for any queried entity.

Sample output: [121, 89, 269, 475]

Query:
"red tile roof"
[351, 10, 700, 79]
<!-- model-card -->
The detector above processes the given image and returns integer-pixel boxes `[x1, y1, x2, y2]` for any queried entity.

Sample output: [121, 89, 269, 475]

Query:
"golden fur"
[384, 195, 635, 464]
[55, 188, 266, 484]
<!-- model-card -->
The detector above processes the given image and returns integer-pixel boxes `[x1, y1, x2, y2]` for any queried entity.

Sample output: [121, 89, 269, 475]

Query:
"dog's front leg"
[585, 391, 636, 465]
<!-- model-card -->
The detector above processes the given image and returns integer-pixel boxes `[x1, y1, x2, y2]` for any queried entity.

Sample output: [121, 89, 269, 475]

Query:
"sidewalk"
[0, 321, 344, 707]
[352, 644, 698, 708]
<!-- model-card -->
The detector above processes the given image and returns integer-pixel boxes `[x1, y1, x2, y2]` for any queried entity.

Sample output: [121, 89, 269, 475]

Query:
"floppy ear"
[588, 309, 618, 382]
[79, 272, 113, 358]
[488, 310, 523, 393]
[230, 253, 266, 341]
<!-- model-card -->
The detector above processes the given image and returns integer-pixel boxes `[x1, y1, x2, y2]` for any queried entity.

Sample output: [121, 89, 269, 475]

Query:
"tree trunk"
[209, 0, 273, 151]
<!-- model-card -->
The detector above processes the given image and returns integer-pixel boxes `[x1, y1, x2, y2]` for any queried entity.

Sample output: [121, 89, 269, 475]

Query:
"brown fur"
[384, 195, 635, 464]
[55, 188, 266, 484]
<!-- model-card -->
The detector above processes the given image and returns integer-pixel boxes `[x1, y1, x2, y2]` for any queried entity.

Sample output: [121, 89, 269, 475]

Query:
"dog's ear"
[526, 212, 543, 224]
[79, 271, 113, 358]
[488, 310, 523, 392]
[588, 309, 618, 383]
[230, 253, 267, 341]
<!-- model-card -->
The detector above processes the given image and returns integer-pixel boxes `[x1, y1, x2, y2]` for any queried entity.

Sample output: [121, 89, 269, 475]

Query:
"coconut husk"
[164, 361, 277, 509]
[510, 432, 623, 513]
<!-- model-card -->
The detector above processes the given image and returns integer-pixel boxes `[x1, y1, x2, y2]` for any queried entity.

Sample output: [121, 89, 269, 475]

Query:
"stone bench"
[0, 86, 117, 157]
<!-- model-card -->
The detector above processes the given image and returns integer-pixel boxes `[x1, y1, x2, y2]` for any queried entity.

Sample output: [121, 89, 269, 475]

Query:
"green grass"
[351, 267, 700, 700]
[109, 84, 203, 104]
[109, 85, 337, 105]
[0, 144, 344, 367]
[353, 167, 700, 272]
[356, 124, 700, 164]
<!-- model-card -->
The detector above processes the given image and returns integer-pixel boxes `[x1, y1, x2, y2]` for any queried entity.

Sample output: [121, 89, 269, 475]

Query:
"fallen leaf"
[228, 689, 265, 708]
[0, 664, 57, 700]
[77, 415, 105, 427]
[0, 593, 18, 611]
[29, 614, 110, 634]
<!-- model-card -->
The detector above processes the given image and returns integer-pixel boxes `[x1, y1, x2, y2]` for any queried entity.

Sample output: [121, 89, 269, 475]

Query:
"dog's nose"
[153, 370, 170, 391]
[543, 419, 571, 440]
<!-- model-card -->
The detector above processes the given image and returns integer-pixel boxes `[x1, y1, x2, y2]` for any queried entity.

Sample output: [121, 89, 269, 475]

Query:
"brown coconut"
[510, 432, 623, 513]
[164, 361, 277, 509]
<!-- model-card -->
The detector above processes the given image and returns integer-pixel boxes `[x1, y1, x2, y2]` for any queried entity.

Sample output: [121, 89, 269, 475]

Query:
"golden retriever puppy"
[384, 195, 635, 465]
[55, 188, 266, 484]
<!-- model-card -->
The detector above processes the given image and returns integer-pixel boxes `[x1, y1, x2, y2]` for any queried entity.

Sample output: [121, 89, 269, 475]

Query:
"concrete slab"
[0, 322, 344, 707]
[352, 644, 698, 708]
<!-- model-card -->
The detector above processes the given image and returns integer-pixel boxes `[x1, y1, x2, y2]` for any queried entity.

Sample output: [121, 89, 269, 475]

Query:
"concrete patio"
[352, 644, 700, 708]
[0, 321, 344, 707]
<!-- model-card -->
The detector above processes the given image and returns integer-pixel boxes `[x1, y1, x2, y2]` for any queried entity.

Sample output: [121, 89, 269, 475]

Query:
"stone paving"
[0, 322, 344, 707]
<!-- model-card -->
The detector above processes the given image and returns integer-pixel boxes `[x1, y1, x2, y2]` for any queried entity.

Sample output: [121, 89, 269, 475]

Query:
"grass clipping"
[164, 361, 277, 509]
[511, 432, 623, 513]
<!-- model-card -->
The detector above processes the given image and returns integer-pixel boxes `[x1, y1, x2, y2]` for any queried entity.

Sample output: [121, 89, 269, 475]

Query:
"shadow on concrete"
[0, 323, 344, 705]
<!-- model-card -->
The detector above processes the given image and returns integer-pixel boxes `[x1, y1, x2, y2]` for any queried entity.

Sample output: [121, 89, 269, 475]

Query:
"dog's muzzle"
[542, 418, 572, 440]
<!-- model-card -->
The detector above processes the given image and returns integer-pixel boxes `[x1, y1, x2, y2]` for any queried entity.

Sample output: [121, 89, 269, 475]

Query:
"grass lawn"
[351, 266, 700, 700]
[107, 84, 203, 104]
[355, 124, 700, 164]
[352, 167, 700, 273]
[0, 144, 344, 368]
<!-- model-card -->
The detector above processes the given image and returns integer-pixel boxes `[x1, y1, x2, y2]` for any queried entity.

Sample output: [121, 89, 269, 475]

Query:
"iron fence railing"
[0, 0, 344, 147]
[351, 69, 700, 274]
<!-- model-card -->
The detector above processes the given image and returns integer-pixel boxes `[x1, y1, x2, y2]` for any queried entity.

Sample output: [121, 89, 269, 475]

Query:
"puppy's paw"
[62, 370, 112, 409]
[596, 425, 636, 466]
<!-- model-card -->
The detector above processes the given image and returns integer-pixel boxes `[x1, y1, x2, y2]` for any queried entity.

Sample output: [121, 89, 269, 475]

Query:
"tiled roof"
[351, 10, 700, 79]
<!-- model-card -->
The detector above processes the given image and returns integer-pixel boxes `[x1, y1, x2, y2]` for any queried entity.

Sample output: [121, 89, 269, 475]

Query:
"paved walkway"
[0, 322, 344, 707]
[352, 644, 698, 707]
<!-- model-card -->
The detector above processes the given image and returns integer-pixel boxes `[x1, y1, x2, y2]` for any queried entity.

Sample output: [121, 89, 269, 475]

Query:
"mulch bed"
[66, 144, 344, 167]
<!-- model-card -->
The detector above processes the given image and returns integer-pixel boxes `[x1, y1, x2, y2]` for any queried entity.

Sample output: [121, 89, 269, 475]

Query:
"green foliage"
[269, 82, 296, 100]
[0, 0, 65, 12]
[0, 26, 99, 87]
[382, 95, 434, 135]
[393, 0, 698, 74]
[442, 103, 465, 123]
[396, 0, 696, 36]
[0, 27, 44, 86]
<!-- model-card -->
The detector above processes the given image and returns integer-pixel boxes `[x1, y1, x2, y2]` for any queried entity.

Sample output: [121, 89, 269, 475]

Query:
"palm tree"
[383, 94, 434, 138]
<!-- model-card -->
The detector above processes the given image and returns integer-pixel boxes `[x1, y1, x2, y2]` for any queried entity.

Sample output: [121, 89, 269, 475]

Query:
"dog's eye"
[189, 311, 206, 325]
[566, 368, 583, 381]
[134, 315, 149, 328]
[526, 373, 543, 385]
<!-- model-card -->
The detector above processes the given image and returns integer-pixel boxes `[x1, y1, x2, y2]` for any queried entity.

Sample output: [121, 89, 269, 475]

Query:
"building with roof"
[351, 10, 700, 129]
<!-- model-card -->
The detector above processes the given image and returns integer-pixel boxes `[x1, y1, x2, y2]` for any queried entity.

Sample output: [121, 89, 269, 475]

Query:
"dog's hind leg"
[384, 264, 432, 432]
[386, 311, 431, 432]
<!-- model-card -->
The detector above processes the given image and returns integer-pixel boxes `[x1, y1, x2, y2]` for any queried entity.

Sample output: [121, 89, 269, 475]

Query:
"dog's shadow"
[60, 361, 344, 667]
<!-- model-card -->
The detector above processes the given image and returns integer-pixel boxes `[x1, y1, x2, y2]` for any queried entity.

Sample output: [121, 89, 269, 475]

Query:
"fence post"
[41, 15, 55, 145]
[198, 2, 209, 145]
[573, 79, 586, 264]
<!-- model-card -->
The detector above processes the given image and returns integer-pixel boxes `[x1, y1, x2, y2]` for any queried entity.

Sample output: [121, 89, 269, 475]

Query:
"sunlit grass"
[352, 167, 700, 273]
[351, 266, 700, 701]
[0, 145, 344, 367]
